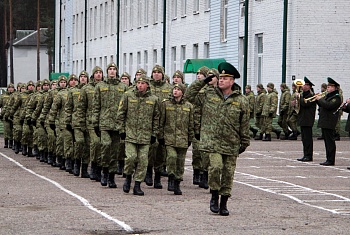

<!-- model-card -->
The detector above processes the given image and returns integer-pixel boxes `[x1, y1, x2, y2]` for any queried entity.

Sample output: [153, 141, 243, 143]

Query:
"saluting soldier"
[186, 62, 250, 216]
[297, 77, 316, 162]
[0, 83, 15, 148]
[316, 77, 342, 166]
[278, 83, 291, 140]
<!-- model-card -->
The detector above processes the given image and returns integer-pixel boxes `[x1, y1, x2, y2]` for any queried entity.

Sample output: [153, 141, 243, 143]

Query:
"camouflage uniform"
[0, 83, 15, 148]
[261, 83, 278, 140]
[159, 84, 194, 194]
[278, 84, 291, 139]
[245, 85, 258, 138]
[334, 88, 343, 140]
[254, 84, 266, 140]
[117, 75, 160, 195]
[92, 63, 127, 187]
[287, 85, 299, 138]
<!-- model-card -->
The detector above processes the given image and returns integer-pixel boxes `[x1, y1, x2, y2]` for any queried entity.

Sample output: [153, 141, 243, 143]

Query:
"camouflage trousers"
[191, 138, 202, 171]
[201, 151, 210, 172]
[21, 123, 33, 147]
[118, 140, 126, 161]
[166, 146, 187, 181]
[124, 142, 150, 182]
[255, 116, 264, 133]
[55, 128, 64, 157]
[208, 152, 238, 197]
[74, 128, 90, 164]
[335, 113, 341, 134]
[13, 123, 22, 142]
[287, 112, 298, 132]
[261, 116, 273, 134]
[88, 129, 101, 165]
[148, 141, 166, 172]
[100, 130, 119, 173]
[277, 113, 289, 134]
[33, 126, 38, 146]
[46, 125, 56, 153]
[3, 120, 13, 140]
[36, 125, 47, 151]
[63, 128, 74, 159]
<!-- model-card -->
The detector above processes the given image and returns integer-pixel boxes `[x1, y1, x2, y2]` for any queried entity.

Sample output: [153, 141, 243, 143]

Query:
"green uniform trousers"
[3, 120, 13, 140]
[88, 129, 101, 164]
[277, 113, 289, 134]
[46, 125, 56, 153]
[255, 116, 264, 133]
[74, 128, 90, 164]
[124, 142, 150, 182]
[191, 138, 202, 171]
[55, 128, 64, 157]
[166, 146, 187, 181]
[100, 130, 119, 173]
[201, 151, 210, 172]
[21, 123, 33, 147]
[13, 123, 22, 142]
[33, 126, 38, 146]
[36, 125, 47, 151]
[148, 141, 165, 172]
[262, 116, 273, 134]
[118, 140, 126, 160]
[208, 152, 237, 197]
[287, 112, 298, 132]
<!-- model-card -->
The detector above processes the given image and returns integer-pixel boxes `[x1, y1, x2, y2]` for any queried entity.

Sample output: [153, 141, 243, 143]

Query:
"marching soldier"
[254, 84, 266, 140]
[278, 83, 291, 140]
[261, 83, 279, 141]
[186, 62, 250, 216]
[316, 77, 342, 166]
[0, 83, 15, 148]
[287, 82, 300, 140]
[245, 85, 258, 138]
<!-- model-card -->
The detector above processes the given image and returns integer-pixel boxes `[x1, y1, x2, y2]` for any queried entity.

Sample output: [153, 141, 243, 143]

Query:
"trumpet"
[304, 91, 326, 103]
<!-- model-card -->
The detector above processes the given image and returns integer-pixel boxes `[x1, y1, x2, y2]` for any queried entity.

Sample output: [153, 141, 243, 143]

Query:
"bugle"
[304, 91, 326, 103]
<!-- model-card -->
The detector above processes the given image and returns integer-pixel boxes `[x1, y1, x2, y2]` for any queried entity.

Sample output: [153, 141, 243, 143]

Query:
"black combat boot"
[219, 195, 230, 216]
[47, 152, 53, 165]
[254, 133, 263, 140]
[108, 173, 117, 188]
[101, 167, 109, 186]
[116, 160, 124, 175]
[33, 145, 39, 157]
[95, 166, 102, 182]
[274, 129, 281, 139]
[89, 161, 97, 180]
[123, 175, 132, 193]
[73, 159, 81, 176]
[10, 140, 14, 150]
[193, 169, 200, 185]
[133, 181, 144, 196]
[56, 155, 63, 168]
[280, 132, 289, 140]
[43, 152, 48, 163]
[81, 163, 90, 178]
[4, 139, 8, 148]
[334, 133, 340, 141]
[154, 171, 162, 189]
[19, 144, 22, 152]
[167, 174, 175, 191]
[14, 141, 19, 154]
[288, 131, 298, 140]
[28, 147, 33, 157]
[174, 180, 182, 195]
[65, 158, 73, 174]
[39, 151, 45, 162]
[51, 154, 57, 167]
[161, 165, 168, 177]
[262, 134, 271, 141]
[22, 145, 28, 156]
[250, 127, 258, 138]
[60, 158, 66, 170]
[199, 171, 209, 189]
[210, 190, 220, 213]
[144, 166, 153, 186]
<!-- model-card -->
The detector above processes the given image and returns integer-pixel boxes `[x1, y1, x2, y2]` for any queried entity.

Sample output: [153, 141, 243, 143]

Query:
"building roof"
[13, 28, 48, 47]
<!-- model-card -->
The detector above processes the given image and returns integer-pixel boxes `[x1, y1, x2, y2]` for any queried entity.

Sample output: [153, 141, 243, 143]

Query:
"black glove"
[50, 123, 56, 130]
[195, 134, 200, 141]
[269, 112, 273, 117]
[158, 138, 165, 146]
[94, 126, 100, 137]
[188, 141, 192, 147]
[256, 112, 261, 117]
[203, 74, 215, 84]
[119, 132, 126, 140]
[20, 119, 24, 125]
[150, 136, 156, 144]
[26, 119, 31, 125]
[40, 121, 45, 127]
[239, 146, 246, 154]
[31, 119, 37, 126]
[66, 124, 73, 131]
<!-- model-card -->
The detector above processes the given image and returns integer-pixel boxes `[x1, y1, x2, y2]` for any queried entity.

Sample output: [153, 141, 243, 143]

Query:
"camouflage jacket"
[255, 89, 266, 116]
[38, 88, 59, 125]
[0, 91, 15, 118]
[80, 81, 97, 130]
[245, 91, 255, 118]
[159, 97, 194, 148]
[92, 78, 127, 131]
[8, 92, 28, 124]
[262, 89, 278, 117]
[31, 89, 50, 121]
[186, 80, 250, 156]
[20, 90, 35, 121]
[279, 88, 291, 114]
[150, 80, 173, 102]
[65, 85, 87, 130]
[116, 89, 160, 145]
[48, 87, 69, 129]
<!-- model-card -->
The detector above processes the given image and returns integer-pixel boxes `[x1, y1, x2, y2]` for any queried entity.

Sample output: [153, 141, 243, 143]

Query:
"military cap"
[136, 74, 150, 85]
[20, 83, 27, 89]
[164, 74, 170, 83]
[121, 72, 131, 80]
[58, 75, 67, 82]
[51, 80, 57, 85]
[218, 62, 240, 78]
[208, 68, 220, 79]
[304, 76, 314, 86]
[173, 83, 186, 94]
[257, 84, 264, 89]
[16, 82, 22, 88]
[106, 62, 119, 74]
[41, 79, 50, 86]
[196, 66, 209, 77]
[92, 66, 103, 75]
[267, 82, 275, 89]
[321, 83, 327, 90]
[327, 77, 339, 87]
[35, 81, 42, 88]
[152, 65, 165, 75]
[135, 68, 147, 76]
[68, 74, 78, 81]
[245, 85, 252, 90]
[172, 70, 184, 82]
[7, 83, 15, 88]
[27, 80, 35, 87]
[79, 70, 89, 78]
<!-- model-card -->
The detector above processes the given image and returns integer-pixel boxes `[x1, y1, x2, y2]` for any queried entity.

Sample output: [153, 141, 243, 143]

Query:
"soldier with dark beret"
[316, 77, 342, 166]
[186, 62, 250, 216]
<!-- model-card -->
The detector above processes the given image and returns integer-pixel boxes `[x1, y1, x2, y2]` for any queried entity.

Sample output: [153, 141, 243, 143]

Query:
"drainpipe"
[59, 0, 62, 72]
[116, 0, 120, 67]
[243, 0, 249, 94]
[84, 0, 87, 70]
[282, 0, 288, 83]
[162, 0, 166, 69]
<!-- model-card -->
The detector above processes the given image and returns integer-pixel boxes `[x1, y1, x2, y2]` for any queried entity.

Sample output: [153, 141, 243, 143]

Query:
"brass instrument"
[304, 91, 326, 103]
[291, 79, 305, 114]
[333, 102, 347, 115]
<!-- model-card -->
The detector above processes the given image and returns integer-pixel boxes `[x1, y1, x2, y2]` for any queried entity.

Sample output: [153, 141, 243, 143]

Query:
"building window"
[111, 0, 115, 34]
[138, 0, 142, 27]
[204, 0, 210, 11]
[193, 0, 199, 13]
[256, 34, 263, 84]
[90, 58, 92, 71]
[123, 1, 128, 30]
[137, 51, 141, 70]
[181, 0, 187, 17]
[144, 50, 148, 72]
[81, 12, 84, 42]
[180, 45, 186, 71]
[221, 0, 228, 42]
[110, 55, 114, 63]
[100, 57, 103, 68]
[100, 4, 103, 37]
[240, 1, 245, 18]
[104, 56, 107, 70]
[154, 0, 158, 24]
[130, 0, 134, 29]
[172, 0, 177, 19]
[129, 53, 133, 75]
[144, 0, 149, 25]
[171, 46, 177, 75]
[89, 8, 93, 39]
[105, 2, 108, 35]
[239, 37, 244, 77]
[204, 42, 209, 58]
[123, 53, 127, 73]
[153, 49, 158, 64]
[193, 43, 198, 59]
[72, 15, 75, 43]
[94, 6, 97, 38]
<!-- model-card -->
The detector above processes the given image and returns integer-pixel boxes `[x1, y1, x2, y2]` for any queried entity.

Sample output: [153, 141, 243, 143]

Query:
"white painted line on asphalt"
[0, 152, 134, 233]
[295, 176, 307, 178]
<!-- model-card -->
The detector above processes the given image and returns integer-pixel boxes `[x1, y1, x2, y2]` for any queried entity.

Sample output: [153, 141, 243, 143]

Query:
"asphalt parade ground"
[1, 137, 350, 235]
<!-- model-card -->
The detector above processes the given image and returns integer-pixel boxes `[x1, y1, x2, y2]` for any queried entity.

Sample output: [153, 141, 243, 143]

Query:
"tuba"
[291, 79, 305, 114]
